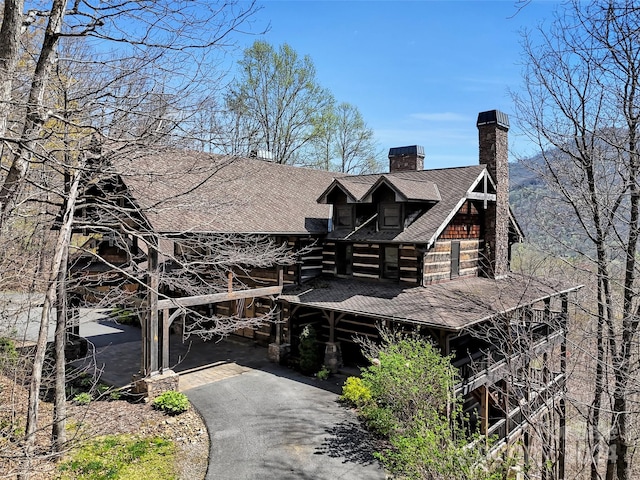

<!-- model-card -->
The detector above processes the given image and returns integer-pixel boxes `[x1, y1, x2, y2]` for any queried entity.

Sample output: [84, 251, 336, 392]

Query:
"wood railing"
[454, 310, 565, 395]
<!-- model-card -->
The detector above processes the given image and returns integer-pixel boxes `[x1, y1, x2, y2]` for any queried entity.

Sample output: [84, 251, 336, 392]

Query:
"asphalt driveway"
[39, 307, 385, 480]
[186, 364, 386, 480]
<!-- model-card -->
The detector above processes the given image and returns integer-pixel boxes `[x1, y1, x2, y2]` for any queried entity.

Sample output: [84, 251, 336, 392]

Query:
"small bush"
[316, 366, 330, 380]
[341, 377, 372, 408]
[298, 325, 321, 375]
[96, 384, 110, 396]
[0, 337, 19, 370]
[111, 308, 140, 326]
[78, 374, 93, 388]
[73, 392, 92, 405]
[153, 391, 189, 415]
[362, 405, 397, 437]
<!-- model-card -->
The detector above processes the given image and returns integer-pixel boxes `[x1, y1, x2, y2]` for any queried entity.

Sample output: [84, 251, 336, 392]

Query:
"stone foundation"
[133, 370, 179, 399]
[268, 343, 290, 364]
[324, 342, 343, 373]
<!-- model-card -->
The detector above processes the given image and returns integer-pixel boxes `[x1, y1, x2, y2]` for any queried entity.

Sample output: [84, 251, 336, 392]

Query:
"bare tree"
[514, 1, 640, 478]
[0, 1, 287, 475]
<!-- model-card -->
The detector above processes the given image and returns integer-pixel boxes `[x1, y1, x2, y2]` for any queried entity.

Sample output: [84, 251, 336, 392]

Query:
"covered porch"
[277, 275, 581, 450]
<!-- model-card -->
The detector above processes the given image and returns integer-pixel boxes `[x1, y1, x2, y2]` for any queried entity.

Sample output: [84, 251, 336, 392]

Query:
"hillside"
[509, 155, 592, 257]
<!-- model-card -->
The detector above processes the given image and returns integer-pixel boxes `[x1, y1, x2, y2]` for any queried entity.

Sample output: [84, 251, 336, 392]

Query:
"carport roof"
[280, 275, 582, 331]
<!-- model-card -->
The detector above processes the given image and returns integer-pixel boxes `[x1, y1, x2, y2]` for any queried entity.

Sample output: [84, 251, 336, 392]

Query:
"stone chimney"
[477, 110, 509, 278]
[388, 145, 425, 173]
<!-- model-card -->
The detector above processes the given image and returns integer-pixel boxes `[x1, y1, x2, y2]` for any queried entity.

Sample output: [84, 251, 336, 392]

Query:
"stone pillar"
[133, 370, 179, 399]
[268, 343, 290, 364]
[323, 342, 342, 373]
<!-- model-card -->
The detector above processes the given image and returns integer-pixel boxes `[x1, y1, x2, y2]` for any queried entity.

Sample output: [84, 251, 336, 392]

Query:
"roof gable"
[361, 175, 441, 203]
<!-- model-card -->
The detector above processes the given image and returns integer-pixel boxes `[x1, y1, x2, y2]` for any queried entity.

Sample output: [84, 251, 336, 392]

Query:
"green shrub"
[78, 374, 93, 388]
[351, 332, 501, 479]
[111, 308, 139, 326]
[73, 392, 92, 405]
[0, 337, 19, 369]
[316, 366, 330, 380]
[152, 390, 189, 415]
[341, 376, 372, 407]
[362, 405, 397, 436]
[96, 384, 110, 396]
[298, 325, 321, 375]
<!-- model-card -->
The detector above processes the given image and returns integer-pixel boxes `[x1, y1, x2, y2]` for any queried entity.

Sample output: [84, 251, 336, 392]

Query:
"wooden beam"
[157, 286, 282, 310]
[466, 192, 496, 202]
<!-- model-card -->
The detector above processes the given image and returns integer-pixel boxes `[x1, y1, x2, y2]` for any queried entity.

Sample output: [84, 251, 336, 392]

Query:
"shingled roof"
[280, 275, 581, 331]
[109, 149, 509, 245]
[114, 150, 343, 234]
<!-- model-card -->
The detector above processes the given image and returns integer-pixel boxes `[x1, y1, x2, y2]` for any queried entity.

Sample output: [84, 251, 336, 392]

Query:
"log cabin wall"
[423, 200, 484, 285]
[352, 243, 381, 279]
[423, 239, 483, 284]
[174, 235, 324, 288]
[399, 245, 420, 285]
[322, 241, 337, 274]
[211, 296, 278, 346]
[322, 241, 421, 284]
[297, 237, 324, 283]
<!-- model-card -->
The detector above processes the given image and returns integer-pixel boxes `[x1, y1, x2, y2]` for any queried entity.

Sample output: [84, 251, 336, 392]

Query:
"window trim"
[379, 203, 402, 230]
[335, 204, 354, 229]
[382, 245, 399, 280]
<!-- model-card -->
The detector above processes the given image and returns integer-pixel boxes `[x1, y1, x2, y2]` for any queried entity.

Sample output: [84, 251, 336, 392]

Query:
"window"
[336, 243, 353, 275]
[335, 205, 354, 228]
[382, 245, 399, 280]
[380, 203, 402, 229]
[451, 240, 460, 278]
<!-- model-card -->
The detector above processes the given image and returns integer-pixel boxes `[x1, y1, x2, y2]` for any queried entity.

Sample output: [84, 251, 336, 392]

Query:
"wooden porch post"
[559, 293, 568, 480]
[328, 311, 335, 343]
[143, 240, 159, 375]
[541, 351, 551, 480]
[161, 308, 170, 372]
[481, 385, 489, 438]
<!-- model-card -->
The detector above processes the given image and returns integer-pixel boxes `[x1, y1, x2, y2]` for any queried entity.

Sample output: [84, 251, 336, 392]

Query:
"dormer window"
[380, 203, 402, 230]
[335, 205, 354, 228]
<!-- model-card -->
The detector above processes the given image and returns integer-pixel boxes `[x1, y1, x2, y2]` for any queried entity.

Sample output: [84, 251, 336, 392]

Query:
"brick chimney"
[388, 145, 425, 172]
[477, 110, 509, 278]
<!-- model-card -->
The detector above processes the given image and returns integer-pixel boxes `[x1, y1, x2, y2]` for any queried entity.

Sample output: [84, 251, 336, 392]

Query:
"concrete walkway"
[71, 313, 386, 480]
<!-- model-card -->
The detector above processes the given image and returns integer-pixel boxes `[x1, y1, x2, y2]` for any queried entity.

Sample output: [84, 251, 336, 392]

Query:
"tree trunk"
[0, 0, 24, 141]
[51, 209, 74, 452]
[0, 0, 67, 221]
[23, 168, 80, 470]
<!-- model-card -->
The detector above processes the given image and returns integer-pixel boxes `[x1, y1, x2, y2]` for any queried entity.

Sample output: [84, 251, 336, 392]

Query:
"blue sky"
[231, 0, 560, 168]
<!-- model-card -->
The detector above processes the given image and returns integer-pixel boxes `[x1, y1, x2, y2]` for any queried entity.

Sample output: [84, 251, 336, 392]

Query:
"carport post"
[142, 242, 159, 375]
[161, 308, 170, 371]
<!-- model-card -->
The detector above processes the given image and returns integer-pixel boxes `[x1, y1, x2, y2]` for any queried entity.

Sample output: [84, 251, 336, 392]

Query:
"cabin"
[64, 110, 580, 464]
